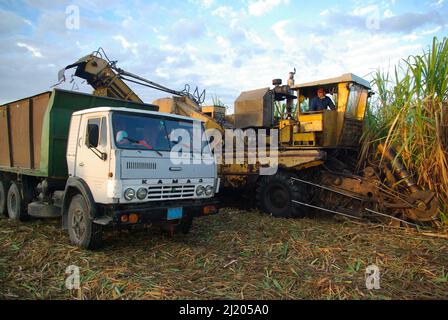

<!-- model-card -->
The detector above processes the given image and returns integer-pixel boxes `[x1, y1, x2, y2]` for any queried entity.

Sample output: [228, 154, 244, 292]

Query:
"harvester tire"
[256, 172, 310, 218]
[67, 195, 103, 250]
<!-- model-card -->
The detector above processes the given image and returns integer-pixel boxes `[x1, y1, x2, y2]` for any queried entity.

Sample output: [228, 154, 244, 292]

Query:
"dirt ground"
[0, 207, 447, 300]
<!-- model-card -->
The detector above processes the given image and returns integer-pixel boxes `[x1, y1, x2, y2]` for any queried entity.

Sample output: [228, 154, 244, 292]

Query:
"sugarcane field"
[0, 0, 447, 307]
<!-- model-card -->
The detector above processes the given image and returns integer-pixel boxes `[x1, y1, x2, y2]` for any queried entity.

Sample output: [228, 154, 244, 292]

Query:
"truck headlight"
[196, 185, 205, 196]
[137, 187, 148, 200]
[205, 185, 214, 196]
[124, 188, 135, 201]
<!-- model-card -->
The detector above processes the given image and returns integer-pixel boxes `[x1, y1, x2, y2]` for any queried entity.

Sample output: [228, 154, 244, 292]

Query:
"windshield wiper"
[126, 137, 163, 157]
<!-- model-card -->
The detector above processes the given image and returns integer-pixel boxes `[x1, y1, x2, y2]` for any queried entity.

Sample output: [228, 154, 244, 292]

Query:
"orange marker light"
[129, 214, 139, 224]
[203, 205, 217, 215]
[121, 215, 129, 223]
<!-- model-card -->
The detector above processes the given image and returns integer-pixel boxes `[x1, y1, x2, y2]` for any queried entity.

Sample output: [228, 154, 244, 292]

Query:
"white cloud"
[352, 5, 378, 17]
[16, 42, 43, 58]
[384, 9, 394, 18]
[212, 6, 238, 18]
[189, 0, 214, 8]
[421, 26, 442, 35]
[75, 41, 90, 51]
[201, 0, 213, 8]
[121, 17, 133, 28]
[248, 0, 288, 16]
[113, 35, 139, 56]
[321, 34, 423, 79]
[402, 33, 420, 41]
[431, 0, 445, 7]
[170, 18, 206, 43]
[216, 36, 231, 49]
[271, 20, 293, 46]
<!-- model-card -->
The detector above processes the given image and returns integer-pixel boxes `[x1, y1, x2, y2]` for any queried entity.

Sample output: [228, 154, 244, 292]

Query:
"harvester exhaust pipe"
[287, 69, 296, 87]
[286, 70, 296, 119]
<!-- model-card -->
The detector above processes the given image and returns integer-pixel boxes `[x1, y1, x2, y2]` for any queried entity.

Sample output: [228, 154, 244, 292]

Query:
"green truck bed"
[0, 89, 158, 178]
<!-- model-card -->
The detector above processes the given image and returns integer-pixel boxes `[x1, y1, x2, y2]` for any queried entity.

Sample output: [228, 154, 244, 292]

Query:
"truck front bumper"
[98, 199, 219, 226]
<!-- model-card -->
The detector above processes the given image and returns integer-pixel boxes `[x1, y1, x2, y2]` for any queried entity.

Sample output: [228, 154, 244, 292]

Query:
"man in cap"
[310, 88, 336, 112]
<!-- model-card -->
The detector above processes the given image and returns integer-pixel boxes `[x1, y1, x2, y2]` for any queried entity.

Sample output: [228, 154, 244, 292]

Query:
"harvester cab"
[275, 73, 372, 150]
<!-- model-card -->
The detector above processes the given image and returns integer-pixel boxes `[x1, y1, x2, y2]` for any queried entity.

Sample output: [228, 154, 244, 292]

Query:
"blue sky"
[0, 0, 447, 110]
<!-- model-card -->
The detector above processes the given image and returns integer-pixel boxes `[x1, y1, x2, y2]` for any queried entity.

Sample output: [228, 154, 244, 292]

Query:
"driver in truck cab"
[141, 121, 165, 150]
[116, 117, 165, 156]
[116, 130, 130, 145]
[115, 117, 132, 146]
[310, 88, 336, 111]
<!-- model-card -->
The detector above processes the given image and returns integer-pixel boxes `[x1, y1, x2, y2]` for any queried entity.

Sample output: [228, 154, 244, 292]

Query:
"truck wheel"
[0, 180, 7, 217]
[67, 195, 103, 250]
[256, 172, 311, 218]
[176, 216, 193, 234]
[7, 182, 28, 221]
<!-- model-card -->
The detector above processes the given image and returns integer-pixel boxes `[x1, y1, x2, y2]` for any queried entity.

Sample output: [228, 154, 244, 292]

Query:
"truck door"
[76, 115, 110, 203]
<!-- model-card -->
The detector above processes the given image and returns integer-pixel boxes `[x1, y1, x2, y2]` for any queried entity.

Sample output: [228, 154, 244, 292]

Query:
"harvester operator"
[310, 88, 336, 111]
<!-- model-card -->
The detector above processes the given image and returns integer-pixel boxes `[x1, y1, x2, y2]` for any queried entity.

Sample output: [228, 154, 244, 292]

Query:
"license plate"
[167, 207, 183, 220]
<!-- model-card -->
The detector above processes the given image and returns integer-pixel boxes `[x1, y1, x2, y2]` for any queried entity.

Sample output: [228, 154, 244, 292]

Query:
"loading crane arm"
[58, 48, 206, 105]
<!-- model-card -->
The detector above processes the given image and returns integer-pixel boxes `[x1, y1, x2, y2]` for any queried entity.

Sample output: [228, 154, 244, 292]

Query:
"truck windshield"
[112, 112, 205, 153]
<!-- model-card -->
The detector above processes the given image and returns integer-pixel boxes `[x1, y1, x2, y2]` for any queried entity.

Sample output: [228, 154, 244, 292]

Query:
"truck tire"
[7, 182, 28, 221]
[176, 216, 193, 234]
[0, 180, 6, 217]
[67, 194, 103, 250]
[256, 172, 311, 218]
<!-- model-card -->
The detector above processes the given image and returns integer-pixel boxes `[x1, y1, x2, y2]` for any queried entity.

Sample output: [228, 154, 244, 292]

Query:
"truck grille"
[147, 184, 196, 200]
[126, 162, 157, 170]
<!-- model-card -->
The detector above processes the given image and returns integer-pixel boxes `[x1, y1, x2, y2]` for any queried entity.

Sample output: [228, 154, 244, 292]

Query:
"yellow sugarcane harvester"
[60, 49, 440, 224]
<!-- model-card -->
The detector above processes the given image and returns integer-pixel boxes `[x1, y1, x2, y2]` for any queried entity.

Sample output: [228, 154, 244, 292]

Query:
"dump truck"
[62, 50, 440, 223]
[0, 89, 220, 249]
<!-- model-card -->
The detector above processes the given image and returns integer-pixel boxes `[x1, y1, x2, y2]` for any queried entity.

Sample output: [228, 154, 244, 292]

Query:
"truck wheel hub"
[9, 193, 16, 212]
[72, 209, 85, 239]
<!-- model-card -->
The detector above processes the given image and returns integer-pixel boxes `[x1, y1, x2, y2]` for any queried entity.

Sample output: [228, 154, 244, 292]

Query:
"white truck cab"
[63, 107, 219, 248]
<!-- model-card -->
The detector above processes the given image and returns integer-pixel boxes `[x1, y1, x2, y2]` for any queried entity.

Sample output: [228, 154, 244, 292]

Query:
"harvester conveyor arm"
[59, 49, 206, 105]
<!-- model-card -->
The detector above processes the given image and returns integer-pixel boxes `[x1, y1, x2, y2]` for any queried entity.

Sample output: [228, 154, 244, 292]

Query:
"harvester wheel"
[256, 172, 311, 218]
[7, 182, 28, 221]
[0, 180, 7, 217]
